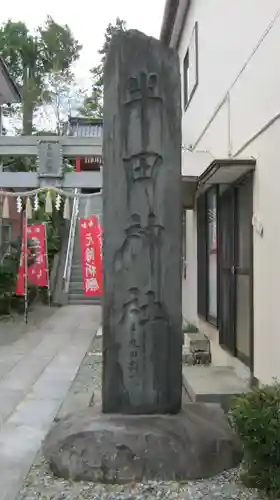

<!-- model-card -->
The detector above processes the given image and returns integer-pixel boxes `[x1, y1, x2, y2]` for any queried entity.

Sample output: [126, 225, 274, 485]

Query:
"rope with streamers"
[0, 187, 102, 220]
[0, 187, 102, 198]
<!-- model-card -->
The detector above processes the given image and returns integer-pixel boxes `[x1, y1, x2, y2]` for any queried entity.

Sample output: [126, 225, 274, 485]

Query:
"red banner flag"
[16, 223, 48, 295]
[91, 215, 102, 260]
[80, 216, 102, 297]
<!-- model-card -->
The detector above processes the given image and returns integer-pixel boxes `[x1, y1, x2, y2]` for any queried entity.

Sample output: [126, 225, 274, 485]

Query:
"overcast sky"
[0, 0, 166, 87]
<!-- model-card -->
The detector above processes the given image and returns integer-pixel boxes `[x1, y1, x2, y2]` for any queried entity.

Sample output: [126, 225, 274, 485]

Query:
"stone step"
[71, 258, 81, 265]
[70, 271, 83, 283]
[69, 286, 84, 293]
[71, 257, 81, 263]
[70, 271, 83, 279]
[182, 365, 250, 412]
[68, 298, 101, 306]
[72, 251, 81, 258]
[72, 246, 81, 254]
[69, 281, 83, 288]
[70, 269, 82, 277]
[70, 263, 82, 268]
[68, 293, 101, 304]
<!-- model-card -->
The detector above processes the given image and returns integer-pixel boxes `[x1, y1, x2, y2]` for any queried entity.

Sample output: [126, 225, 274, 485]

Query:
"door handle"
[231, 265, 235, 275]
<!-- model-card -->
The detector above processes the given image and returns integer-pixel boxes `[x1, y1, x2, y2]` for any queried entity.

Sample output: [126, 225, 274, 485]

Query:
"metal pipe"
[63, 188, 79, 292]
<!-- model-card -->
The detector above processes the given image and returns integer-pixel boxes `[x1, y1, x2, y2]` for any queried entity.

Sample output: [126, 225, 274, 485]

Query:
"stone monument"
[102, 29, 182, 414]
[42, 30, 241, 483]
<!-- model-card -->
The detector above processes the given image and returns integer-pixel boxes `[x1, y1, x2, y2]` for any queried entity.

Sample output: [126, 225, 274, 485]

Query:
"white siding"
[179, 0, 280, 155]
[179, 0, 280, 383]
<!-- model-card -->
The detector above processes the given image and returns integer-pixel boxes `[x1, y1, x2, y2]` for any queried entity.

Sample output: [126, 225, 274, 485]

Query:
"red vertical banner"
[27, 224, 48, 287]
[80, 217, 102, 296]
[91, 215, 102, 260]
[75, 157, 81, 172]
[16, 223, 48, 295]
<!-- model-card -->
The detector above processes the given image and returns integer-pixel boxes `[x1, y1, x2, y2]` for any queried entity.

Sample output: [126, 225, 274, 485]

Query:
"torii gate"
[0, 135, 103, 190]
[0, 135, 103, 321]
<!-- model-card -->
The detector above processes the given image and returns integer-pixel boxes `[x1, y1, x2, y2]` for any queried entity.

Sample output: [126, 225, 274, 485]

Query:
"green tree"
[79, 17, 127, 118]
[42, 71, 86, 134]
[0, 17, 82, 134]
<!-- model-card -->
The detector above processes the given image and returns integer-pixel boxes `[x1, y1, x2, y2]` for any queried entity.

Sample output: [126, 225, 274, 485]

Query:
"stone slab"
[0, 357, 51, 392]
[8, 398, 60, 429]
[43, 403, 241, 483]
[0, 357, 23, 380]
[0, 423, 45, 463]
[0, 389, 24, 423]
[0, 461, 34, 500]
[182, 366, 250, 411]
[0, 305, 102, 500]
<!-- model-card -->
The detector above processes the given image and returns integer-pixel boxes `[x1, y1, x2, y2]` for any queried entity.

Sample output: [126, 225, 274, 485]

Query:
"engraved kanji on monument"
[37, 140, 63, 178]
[103, 30, 182, 414]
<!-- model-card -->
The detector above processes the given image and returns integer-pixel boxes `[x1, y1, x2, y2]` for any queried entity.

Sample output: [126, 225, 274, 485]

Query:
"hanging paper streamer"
[63, 197, 70, 220]
[34, 194, 39, 211]
[55, 194, 62, 211]
[2, 196, 9, 219]
[26, 198, 33, 219]
[45, 190, 53, 214]
[16, 196, 23, 213]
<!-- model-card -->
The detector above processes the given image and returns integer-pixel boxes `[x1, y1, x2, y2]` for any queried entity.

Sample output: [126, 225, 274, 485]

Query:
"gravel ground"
[16, 335, 267, 500]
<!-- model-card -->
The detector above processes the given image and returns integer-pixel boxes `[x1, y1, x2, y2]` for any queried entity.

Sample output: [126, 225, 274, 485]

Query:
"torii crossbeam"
[0, 135, 103, 189]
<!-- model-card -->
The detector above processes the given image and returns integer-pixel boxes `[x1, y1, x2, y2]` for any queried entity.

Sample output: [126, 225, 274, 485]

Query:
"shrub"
[230, 382, 280, 495]
[0, 263, 17, 315]
[0, 239, 38, 315]
[182, 321, 198, 333]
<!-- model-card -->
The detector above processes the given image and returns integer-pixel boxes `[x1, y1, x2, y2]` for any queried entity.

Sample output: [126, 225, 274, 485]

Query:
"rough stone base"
[43, 403, 241, 483]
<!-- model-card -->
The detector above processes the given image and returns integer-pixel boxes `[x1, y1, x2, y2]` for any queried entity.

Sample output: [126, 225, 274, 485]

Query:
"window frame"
[206, 188, 218, 326]
[197, 187, 218, 326]
[182, 209, 187, 280]
[183, 21, 199, 111]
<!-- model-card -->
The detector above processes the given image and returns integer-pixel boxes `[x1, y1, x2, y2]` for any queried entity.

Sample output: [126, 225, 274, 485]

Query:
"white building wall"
[179, 0, 280, 383]
[241, 121, 280, 384]
[179, 0, 280, 155]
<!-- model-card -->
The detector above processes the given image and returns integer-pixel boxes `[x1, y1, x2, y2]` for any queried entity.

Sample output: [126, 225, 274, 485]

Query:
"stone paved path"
[0, 305, 101, 500]
[0, 305, 57, 347]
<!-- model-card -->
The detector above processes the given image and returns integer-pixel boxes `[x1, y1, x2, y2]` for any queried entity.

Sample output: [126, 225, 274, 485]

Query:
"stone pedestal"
[102, 29, 182, 414]
[43, 403, 241, 483]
